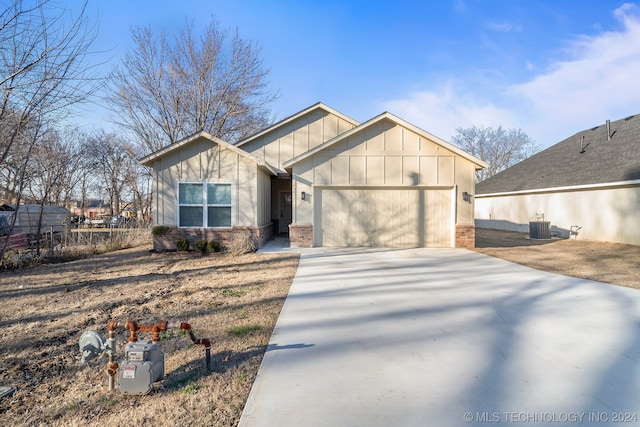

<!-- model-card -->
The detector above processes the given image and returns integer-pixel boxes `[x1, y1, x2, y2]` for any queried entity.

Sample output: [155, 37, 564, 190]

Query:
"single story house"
[140, 103, 487, 250]
[475, 114, 640, 245]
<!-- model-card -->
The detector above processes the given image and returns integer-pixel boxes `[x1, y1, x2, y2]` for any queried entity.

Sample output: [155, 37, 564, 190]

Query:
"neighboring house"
[475, 114, 640, 245]
[68, 199, 112, 220]
[140, 103, 487, 250]
[0, 204, 70, 234]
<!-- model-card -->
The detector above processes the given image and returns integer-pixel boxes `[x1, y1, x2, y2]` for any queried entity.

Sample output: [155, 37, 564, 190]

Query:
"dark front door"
[279, 191, 292, 234]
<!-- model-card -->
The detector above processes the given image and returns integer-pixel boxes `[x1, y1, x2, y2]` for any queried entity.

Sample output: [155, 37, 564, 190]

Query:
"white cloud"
[506, 3, 640, 144]
[382, 3, 640, 148]
[383, 81, 521, 142]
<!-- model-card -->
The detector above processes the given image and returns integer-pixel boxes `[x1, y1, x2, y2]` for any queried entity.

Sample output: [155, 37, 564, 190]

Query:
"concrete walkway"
[240, 247, 640, 426]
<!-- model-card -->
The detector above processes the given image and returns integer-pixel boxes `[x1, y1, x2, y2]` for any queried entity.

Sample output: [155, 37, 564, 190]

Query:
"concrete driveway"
[239, 247, 640, 426]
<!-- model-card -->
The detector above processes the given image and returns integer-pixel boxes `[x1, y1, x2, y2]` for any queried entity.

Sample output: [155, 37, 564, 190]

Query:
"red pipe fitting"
[107, 320, 119, 332]
[126, 321, 138, 342]
[106, 361, 119, 376]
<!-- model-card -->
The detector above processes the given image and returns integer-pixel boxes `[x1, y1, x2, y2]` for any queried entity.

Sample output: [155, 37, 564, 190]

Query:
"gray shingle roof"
[476, 114, 640, 194]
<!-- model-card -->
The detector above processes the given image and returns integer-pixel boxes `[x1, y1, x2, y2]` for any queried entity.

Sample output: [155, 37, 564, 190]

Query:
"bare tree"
[451, 126, 539, 182]
[0, 0, 99, 261]
[121, 145, 152, 225]
[0, 0, 99, 166]
[87, 131, 141, 217]
[110, 18, 277, 154]
[23, 127, 86, 207]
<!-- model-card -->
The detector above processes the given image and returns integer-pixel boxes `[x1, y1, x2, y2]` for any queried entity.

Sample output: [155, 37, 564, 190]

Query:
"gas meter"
[118, 340, 164, 395]
[79, 320, 210, 395]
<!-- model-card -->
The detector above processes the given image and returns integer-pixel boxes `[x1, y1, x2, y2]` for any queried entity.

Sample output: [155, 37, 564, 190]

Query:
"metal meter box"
[118, 340, 164, 395]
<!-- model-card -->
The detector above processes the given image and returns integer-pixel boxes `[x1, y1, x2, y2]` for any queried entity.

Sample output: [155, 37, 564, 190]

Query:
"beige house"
[475, 114, 640, 245]
[140, 103, 487, 250]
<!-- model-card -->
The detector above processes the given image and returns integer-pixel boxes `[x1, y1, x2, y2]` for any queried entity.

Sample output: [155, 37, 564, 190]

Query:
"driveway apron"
[239, 248, 640, 426]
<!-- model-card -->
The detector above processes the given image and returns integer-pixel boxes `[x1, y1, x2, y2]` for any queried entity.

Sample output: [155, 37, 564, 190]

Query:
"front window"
[178, 183, 232, 227]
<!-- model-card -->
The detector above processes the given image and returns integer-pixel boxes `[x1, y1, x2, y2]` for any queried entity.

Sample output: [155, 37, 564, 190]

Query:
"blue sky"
[71, 0, 640, 148]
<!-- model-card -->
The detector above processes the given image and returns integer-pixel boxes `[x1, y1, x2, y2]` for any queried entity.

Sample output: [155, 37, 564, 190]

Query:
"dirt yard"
[1, 231, 638, 426]
[0, 247, 299, 427]
[474, 228, 640, 290]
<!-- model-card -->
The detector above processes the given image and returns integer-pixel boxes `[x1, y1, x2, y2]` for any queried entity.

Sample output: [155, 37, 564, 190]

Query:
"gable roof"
[282, 111, 488, 170]
[138, 131, 278, 175]
[476, 114, 640, 195]
[235, 102, 359, 148]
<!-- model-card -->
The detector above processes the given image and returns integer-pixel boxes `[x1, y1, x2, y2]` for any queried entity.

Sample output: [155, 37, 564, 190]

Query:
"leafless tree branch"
[109, 18, 278, 154]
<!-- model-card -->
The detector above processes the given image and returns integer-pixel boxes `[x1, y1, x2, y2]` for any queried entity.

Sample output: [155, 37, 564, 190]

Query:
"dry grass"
[0, 246, 299, 426]
[226, 234, 258, 256]
[473, 229, 640, 290]
[3, 229, 638, 426]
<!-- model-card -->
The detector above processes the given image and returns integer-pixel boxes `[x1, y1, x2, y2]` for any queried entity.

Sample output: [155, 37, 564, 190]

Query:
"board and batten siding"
[475, 185, 640, 245]
[241, 111, 356, 169]
[151, 138, 267, 227]
[290, 119, 478, 246]
[291, 119, 477, 227]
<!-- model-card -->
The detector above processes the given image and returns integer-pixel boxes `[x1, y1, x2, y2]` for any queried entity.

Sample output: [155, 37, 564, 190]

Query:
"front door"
[279, 192, 292, 234]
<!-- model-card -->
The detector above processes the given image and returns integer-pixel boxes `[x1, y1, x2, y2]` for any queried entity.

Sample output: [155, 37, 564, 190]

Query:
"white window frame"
[177, 182, 233, 228]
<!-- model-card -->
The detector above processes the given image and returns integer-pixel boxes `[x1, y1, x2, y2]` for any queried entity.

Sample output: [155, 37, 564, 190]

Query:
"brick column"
[455, 225, 476, 249]
[289, 224, 313, 248]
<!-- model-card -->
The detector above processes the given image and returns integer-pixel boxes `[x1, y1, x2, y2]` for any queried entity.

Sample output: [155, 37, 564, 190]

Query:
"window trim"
[177, 182, 233, 228]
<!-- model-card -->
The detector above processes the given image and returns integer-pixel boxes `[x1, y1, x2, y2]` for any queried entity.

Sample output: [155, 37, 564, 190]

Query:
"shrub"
[207, 240, 221, 253]
[226, 234, 257, 256]
[176, 238, 190, 251]
[194, 239, 208, 253]
[151, 225, 171, 236]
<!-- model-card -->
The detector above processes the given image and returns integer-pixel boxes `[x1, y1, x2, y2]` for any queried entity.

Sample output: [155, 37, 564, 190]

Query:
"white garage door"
[316, 188, 452, 247]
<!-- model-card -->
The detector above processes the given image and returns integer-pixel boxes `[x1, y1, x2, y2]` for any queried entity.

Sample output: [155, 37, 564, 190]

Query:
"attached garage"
[315, 187, 453, 247]
[141, 103, 486, 251]
[283, 112, 486, 248]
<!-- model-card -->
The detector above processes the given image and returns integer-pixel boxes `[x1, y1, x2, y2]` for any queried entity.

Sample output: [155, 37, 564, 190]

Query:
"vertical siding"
[278, 126, 293, 165]
[349, 157, 366, 185]
[150, 137, 261, 227]
[366, 156, 384, 185]
[438, 157, 455, 185]
[293, 119, 477, 228]
[304, 120, 468, 187]
[419, 157, 438, 184]
[241, 110, 357, 169]
[256, 168, 271, 225]
[385, 157, 402, 185]
[455, 161, 477, 226]
[236, 154, 255, 225]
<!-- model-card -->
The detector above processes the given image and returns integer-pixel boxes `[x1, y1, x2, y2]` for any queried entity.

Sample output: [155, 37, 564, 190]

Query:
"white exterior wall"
[151, 138, 263, 226]
[475, 185, 640, 245]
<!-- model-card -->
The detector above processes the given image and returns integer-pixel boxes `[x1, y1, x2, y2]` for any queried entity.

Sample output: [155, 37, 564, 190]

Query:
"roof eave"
[476, 178, 640, 197]
[283, 112, 489, 170]
[236, 102, 360, 148]
[138, 131, 277, 175]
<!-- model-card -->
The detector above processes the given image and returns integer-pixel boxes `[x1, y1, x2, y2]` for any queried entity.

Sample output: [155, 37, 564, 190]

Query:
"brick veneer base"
[289, 224, 313, 248]
[455, 225, 476, 249]
[153, 223, 273, 251]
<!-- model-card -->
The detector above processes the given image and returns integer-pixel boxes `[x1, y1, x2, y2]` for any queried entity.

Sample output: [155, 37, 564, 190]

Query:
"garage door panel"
[318, 188, 451, 247]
